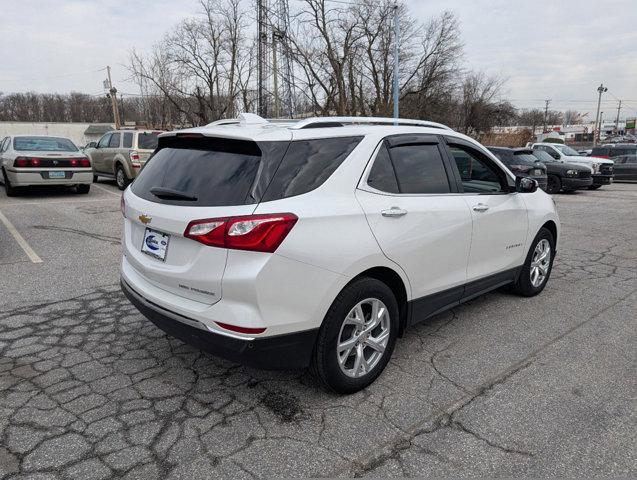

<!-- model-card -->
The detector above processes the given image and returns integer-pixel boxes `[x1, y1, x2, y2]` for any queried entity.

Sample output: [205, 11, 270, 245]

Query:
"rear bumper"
[592, 174, 613, 186]
[562, 177, 593, 190]
[121, 278, 319, 369]
[6, 169, 93, 186]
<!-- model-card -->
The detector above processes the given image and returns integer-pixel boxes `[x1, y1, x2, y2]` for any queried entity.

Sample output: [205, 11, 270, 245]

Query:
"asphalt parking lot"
[0, 181, 635, 478]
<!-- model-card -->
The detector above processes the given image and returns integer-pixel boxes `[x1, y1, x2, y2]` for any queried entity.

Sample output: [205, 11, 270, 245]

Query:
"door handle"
[472, 203, 489, 212]
[381, 207, 408, 217]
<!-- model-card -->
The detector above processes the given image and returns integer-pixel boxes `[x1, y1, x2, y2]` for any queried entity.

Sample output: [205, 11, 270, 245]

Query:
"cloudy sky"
[2, 0, 636, 118]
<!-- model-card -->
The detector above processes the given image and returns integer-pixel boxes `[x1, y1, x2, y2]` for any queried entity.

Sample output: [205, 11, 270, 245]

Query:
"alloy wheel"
[336, 298, 391, 378]
[116, 168, 126, 189]
[530, 239, 551, 287]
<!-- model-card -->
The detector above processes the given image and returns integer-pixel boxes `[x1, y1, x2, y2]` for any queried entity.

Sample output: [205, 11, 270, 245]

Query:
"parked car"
[531, 142, 614, 189]
[487, 147, 548, 191]
[530, 149, 593, 193]
[86, 129, 162, 190]
[120, 114, 560, 393]
[0, 135, 92, 196]
[578, 149, 592, 156]
[590, 144, 637, 159]
[613, 154, 637, 181]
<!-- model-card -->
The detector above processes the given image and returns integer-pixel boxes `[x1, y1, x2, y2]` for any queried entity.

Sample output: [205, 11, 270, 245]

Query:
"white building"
[0, 122, 114, 148]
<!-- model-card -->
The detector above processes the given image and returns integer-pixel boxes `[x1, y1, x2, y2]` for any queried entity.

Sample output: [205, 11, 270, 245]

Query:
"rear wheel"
[546, 175, 561, 194]
[115, 165, 130, 190]
[511, 227, 555, 297]
[310, 277, 399, 394]
[76, 184, 90, 194]
[2, 168, 17, 197]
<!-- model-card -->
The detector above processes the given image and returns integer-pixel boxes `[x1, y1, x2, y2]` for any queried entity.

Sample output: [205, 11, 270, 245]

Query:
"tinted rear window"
[591, 147, 610, 156]
[14, 136, 78, 152]
[261, 136, 362, 201]
[512, 152, 539, 165]
[137, 132, 160, 150]
[611, 147, 636, 157]
[131, 138, 265, 207]
[388, 144, 450, 194]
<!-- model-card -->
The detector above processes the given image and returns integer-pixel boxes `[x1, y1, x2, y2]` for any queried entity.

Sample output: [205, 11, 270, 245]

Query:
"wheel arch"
[350, 266, 410, 336]
[541, 220, 558, 247]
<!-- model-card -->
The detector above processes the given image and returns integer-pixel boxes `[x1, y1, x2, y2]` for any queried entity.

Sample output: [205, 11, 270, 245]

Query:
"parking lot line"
[1, 199, 115, 207]
[0, 208, 43, 264]
[92, 184, 121, 197]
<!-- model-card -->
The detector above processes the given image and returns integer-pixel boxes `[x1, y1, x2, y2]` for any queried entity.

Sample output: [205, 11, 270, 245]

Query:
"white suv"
[121, 114, 560, 393]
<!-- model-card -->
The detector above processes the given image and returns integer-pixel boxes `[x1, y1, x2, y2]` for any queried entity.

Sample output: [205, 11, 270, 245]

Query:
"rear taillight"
[79, 157, 90, 167]
[129, 151, 140, 161]
[184, 213, 297, 253]
[14, 157, 29, 167]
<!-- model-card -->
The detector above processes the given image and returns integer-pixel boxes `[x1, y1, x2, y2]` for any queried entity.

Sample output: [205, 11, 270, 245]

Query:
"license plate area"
[141, 228, 170, 261]
[49, 171, 66, 179]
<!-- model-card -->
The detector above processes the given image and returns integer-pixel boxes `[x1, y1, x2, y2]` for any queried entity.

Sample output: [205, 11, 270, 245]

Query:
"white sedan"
[0, 135, 93, 196]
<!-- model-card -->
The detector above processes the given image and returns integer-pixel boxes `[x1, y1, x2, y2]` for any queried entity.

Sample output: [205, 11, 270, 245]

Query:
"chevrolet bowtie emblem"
[139, 214, 152, 225]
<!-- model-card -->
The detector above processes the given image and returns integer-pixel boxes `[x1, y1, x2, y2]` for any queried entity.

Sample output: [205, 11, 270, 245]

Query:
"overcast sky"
[1, 0, 636, 118]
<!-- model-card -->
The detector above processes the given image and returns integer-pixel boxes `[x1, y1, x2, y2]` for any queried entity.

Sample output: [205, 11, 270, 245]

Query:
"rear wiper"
[150, 187, 198, 201]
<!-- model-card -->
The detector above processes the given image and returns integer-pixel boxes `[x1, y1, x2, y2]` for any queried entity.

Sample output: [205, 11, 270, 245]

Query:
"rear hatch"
[123, 133, 289, 305]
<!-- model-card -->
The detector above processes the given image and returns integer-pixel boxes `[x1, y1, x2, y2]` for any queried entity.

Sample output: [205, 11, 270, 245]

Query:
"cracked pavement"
[1, 181, 636, 478]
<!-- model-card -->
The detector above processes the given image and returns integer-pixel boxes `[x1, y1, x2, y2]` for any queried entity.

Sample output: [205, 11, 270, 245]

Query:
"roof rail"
[290, 116, 452, 130]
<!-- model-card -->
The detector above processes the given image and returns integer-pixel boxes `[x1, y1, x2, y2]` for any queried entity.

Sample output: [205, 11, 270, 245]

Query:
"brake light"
[184, 213, 298, 252]
[30, 158, 41, 167]
[14, 157, 29, 167]
[70, 158, 78, 167]
[214, 322, 266, 335]
[129, 151, 140, 162]
[79, 157, 91, 167]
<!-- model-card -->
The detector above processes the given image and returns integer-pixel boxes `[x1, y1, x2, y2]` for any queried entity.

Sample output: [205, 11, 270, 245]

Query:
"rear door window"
[387, 144, 451, 194]
[123, 132, 133, 149]
[367, 144, 399, 193]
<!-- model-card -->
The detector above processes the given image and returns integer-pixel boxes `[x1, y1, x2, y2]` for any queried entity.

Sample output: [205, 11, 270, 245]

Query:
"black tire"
[77, 184, 90, 194]
[511, 227, 555, 297]
[310, 277, 399, 394]
[115, 165, 130, 191]
[588, 185, 602, 190]
[93, 175, 98, 183]
[546, 175, 561, 194]
[2, 168, 17, 197]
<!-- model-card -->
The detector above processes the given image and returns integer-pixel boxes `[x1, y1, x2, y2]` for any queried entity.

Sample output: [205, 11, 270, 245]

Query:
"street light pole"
[392, 2, 400, 122]
[593, 83, 607, 146]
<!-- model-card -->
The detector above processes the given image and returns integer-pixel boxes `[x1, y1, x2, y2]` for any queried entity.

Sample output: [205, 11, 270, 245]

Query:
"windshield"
[137, 132, 160, 150]
[14, 136, 78, 152]
[553, 144, 581, 156]
[531, 150, 556, 163]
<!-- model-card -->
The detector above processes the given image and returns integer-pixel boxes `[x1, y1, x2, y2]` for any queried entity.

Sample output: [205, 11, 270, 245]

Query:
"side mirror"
[516, 176, 538, 193]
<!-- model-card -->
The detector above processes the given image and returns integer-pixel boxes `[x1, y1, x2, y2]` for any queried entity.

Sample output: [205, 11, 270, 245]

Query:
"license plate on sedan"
[49, 171, 66, 179]
[141, 228, 170, 261]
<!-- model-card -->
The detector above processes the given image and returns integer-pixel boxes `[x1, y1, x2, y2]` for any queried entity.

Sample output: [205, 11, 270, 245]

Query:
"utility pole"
[106, 66, 121, 129]
[392, 2, 400, 121]
[543, 99, 551, 133]
[257, 0, 267, 117]
[593, 83, 607, 145]
[615, 100, 622, 133]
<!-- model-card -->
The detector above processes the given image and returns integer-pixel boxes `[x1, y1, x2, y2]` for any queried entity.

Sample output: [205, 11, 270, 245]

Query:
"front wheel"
[511, 228, 555, 297]
[115, 165, 130, 191]
[546, 175, 561, 194]
[310, 278, 399, 394]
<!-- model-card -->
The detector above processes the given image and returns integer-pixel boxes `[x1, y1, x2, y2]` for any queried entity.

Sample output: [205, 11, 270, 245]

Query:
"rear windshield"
[137, 132, 160, 150]
[131, 135, 362, 207]
[591, 147, 610, 156]
[611, 146, 636, 157]
[512, 152, 539, 165]
[14, 136, 78, 152]
[531, 150, 555, 163]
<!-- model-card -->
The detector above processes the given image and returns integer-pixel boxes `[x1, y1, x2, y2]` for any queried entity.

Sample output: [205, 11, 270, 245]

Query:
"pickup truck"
[530, 143, 614, 190]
